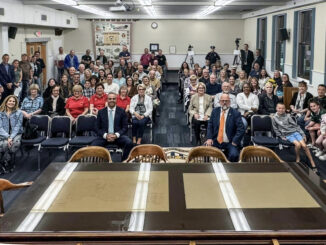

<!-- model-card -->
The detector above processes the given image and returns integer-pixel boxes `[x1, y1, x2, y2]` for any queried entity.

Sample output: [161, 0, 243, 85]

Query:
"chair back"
[50, 116, 72, 138]
[76, 115, 97, 136]
[30, 115, 50, 137]
[251, 115, 273, 137]
[0, 179, 32, 215]
[186, 146, 229, 163]
[239, 146, 284, 163]
[69, 146, 112, 163]
[284, 87, 299, 110]
[126, 144, 167, 163]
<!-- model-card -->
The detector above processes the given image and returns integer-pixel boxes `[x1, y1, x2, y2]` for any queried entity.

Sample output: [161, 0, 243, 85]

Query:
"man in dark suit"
[205, 94, 245, 162]
[253, 48, 264, 69]
[240, 44, 254, 76]
[0, 54, 15, 103]
[92, 92, 133, 161]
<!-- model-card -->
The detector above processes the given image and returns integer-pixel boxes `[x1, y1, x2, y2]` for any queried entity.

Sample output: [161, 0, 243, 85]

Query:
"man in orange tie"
[205, 93, 245, 162]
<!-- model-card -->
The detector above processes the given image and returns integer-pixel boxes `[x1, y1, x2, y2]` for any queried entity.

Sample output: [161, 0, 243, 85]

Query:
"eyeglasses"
[138, 88, 145, 91]
[108, 98, 116, 101]
[220, 100, 230, 103]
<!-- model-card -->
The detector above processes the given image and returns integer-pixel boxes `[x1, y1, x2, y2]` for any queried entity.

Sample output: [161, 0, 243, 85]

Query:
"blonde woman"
[0, 95, 23, 172]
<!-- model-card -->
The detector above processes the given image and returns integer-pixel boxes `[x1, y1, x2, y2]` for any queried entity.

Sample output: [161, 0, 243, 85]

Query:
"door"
[26, 42, 47, 87]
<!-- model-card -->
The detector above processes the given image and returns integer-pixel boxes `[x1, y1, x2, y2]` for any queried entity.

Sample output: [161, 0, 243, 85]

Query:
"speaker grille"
[41, 15, 47, 21]
[66, 19, 71, 25]
[0, 8, 4, 16]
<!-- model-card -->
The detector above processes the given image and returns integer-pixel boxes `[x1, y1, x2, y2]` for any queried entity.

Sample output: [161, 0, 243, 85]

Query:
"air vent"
[41, 14, 47, 21]
[0, 8, 4, 16]
[240, 9, 254, 12]
[66, 19, 71, 25]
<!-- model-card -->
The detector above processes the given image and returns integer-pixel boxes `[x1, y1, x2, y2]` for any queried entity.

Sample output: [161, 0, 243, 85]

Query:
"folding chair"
[21, 115, 50, 155]
[38, 116, 72, 171]
[69, 115, 98, 151]
[251, 115, 279, 148]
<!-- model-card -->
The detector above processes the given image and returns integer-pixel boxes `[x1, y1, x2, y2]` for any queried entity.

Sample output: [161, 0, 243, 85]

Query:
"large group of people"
[0, 42, 325, 174]
[181, 44, 326, 172]
[0, 46, 168, 173]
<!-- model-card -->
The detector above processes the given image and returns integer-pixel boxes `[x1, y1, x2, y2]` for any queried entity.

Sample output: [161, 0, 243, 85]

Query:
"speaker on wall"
[8, 27, 17, 39]
[55, 28, 63, 36]
[280, 28, 289, 41]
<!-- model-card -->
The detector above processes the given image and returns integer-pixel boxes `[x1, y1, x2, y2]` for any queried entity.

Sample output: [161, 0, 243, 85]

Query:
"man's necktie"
[217, 110, 225, 144]
[109, 109, 114, 134]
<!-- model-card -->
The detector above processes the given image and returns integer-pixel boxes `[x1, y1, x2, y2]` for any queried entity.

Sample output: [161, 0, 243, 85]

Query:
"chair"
[283, 87, 299, 110]
[38, 116, 72, 170]
[251, 115, 279, 147]
[69, 115, 98, 150]
[239, 146, 284, 163]
[125, 144, 167, 163]
[21, 115, 50, 154]
[186, 146, 229, 163]
[69, 146, 112, 163]
[0, 179, 33, 216]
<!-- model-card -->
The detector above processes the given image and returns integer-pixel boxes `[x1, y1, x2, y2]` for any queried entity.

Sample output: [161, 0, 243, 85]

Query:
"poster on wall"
[94, 22, 131, 61]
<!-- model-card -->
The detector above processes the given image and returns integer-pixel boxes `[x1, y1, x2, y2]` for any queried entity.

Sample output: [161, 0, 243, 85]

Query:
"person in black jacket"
[41, 85, 65, 117]
[42, 78, 57, 99]
[258, 82, 278, 115]
[290, 81, 313, 131]
[253, 49, 264, 69]
[96, 49, 107, 65]
[240, 44, 254, 76]
[92, 92, 133, 161]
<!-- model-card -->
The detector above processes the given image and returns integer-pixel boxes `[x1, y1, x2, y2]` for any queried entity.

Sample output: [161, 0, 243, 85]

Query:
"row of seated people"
[193, 90, 324, 174]
[186, 77, 326, 171]
[0, 82, 157, 173]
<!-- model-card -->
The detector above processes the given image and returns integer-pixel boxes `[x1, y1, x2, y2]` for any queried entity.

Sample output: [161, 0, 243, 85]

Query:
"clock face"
[151, 22, 158, 29]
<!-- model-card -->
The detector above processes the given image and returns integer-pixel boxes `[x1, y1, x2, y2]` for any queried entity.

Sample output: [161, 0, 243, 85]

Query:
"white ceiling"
[22, 0, 292, 19]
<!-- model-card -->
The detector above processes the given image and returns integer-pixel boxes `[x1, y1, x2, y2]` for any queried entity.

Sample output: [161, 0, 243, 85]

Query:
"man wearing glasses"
[205, 94, 245, 162]
[92, 92, 133, 161]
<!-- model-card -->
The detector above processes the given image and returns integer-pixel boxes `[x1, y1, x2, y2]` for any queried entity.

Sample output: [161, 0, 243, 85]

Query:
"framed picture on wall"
[169, 45, 176, 54]
[150, 43, 159, 52]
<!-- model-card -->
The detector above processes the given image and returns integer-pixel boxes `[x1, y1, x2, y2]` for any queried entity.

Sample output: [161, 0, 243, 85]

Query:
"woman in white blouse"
[236, 82, 259, 129]
[129, 84, 153, 145]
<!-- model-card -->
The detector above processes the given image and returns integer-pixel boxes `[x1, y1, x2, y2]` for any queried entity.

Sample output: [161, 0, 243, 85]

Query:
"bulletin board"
[94, 22, 131, 61]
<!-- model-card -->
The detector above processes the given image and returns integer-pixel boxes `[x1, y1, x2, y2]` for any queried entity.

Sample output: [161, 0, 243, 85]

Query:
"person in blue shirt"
[64, 50, 79, 71]
[119, 45, 131, 62]
[0, 95, 23, 173]
[21, 84, 43, 119]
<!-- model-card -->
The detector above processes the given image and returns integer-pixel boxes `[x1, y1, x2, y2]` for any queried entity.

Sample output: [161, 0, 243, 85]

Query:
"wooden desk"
[1, 162, 326, 244]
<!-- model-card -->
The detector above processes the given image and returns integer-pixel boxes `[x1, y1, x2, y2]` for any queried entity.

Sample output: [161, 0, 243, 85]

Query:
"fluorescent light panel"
[212, 162, 251, 231]
[215, 0, 235, 6]
[74, 5, 110, 17]
[139, 0, 152, 6]
[16, 163, 78, 232]
[52, 0, 77, 6]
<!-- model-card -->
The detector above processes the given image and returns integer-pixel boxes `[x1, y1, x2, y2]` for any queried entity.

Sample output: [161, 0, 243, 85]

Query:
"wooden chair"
[283, 87, 299, 110]
[186, 146, 229, 163]
[0, 179, 33, 216]
[69, 146, 112, 163]
[125, 144, 168, 163]
[239, 146, 284, 163]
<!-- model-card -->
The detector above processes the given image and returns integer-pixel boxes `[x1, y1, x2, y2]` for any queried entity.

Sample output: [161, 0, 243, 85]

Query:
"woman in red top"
[90, 83, 108, 115]
[116, 85, 130, 113]
[65, 85, 89, 124]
